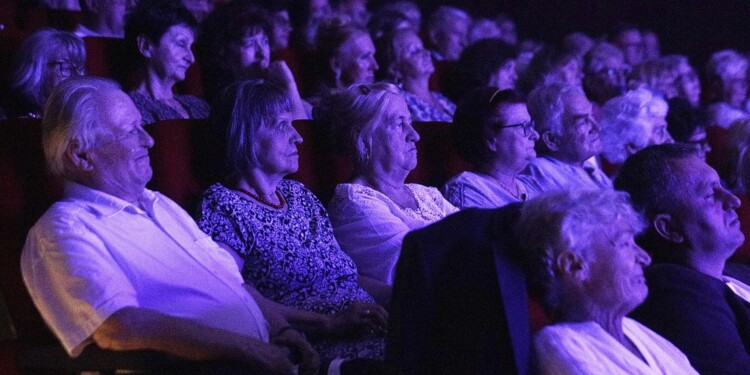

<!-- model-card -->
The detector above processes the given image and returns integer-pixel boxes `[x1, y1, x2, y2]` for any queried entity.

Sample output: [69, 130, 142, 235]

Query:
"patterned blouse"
[128, 90, 210, 125]
[196, 180, 383, 360]
[401, 90, 456, 122]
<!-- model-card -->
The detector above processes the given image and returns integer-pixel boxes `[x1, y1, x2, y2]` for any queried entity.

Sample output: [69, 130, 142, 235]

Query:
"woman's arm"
[358, 275, 392, 309]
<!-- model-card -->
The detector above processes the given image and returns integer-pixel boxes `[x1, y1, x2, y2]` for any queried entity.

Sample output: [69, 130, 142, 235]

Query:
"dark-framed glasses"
[48, 61, 86, 77]
[496, 120, 535, 136]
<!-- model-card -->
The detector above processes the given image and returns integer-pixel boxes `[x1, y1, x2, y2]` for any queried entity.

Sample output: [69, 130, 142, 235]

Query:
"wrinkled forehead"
[97, 89, 142, 131]
[563, 90, 591, 114]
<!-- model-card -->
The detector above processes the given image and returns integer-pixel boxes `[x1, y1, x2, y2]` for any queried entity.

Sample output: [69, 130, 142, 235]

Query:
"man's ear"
[654, 213, 684, 243]
[65, 140, 94, 171]
[542, 131, 560, 151]
[555, 250, 587, 280]
[136, 34, 153, 59]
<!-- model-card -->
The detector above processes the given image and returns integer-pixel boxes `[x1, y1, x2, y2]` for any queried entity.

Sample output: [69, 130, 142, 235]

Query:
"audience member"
[367, 9, 411, 41]
[124, 0, 209, 124]
[311, 16, 378, 101]
[331, 0, 369, 28]
[425, 6, 470, 61]
[255, 0, 294, 51]
[516, 189, 698, 375]
[468, 18, 501, 45]
[495, 13, 519, 46]
[375, 28, 455, 121]
[667, 55, 702, 108]
[22, 76, 318, 374]
[705, 49, 749, 128]
[642, 29, 661, 61]
[583, 42, 630, 108]
[377, 1, 421, 33]
[446, 38, 518, 103]
[3, 28, 85, 119]
[74, 0, 132, 38]
[316, 83, 458, 285]
[289, 0, 333, 51]
[198, 4, 308, 117]
[443, 88, 539, 209]
[609, 23, 645, 67]
[518, 46, 583, 94]
[562, 32, 594, 59]
[195, 81, 387, 367]
[526, 83, 611, 192]
[727, 117, 750, 192]
[615, 143, 750, 375]
[666, 97, 710, 160]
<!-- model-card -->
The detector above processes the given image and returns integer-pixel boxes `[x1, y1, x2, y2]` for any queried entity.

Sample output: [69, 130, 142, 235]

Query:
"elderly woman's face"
[370, 95, 419, 174]
[337, 33, 378, 87]
[584, 220, 651, 314]
[488, 103, 538, 171]
[392, 31, 433, 79]
[147, 23, 195, 83]
[229, 30, 271, 78]
[254, 111, 302, 176]
[676, 63, 701, 107]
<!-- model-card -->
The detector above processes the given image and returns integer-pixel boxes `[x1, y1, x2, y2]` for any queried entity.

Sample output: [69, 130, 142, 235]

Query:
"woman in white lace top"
[315, 83, 458, 285]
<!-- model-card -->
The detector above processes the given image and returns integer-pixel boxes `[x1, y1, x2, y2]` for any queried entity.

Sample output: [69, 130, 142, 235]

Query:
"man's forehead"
[563, 91, 591, 114]
[674, 156, 719, 189]
[97, 89, 141, 128]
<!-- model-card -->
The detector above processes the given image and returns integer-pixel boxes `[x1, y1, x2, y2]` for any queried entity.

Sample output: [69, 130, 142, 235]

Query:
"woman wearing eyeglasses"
[124, 0, 209, 125]
[443, 88, 540, 209]
[4, 28, 86, 119]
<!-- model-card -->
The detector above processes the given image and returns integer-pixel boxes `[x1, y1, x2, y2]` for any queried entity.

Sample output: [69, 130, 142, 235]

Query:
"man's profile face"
[436, 18, 468, 60]
[555, 91, 602, 164]
[87, 90, 154, 198]
[670, 156, 744, 258]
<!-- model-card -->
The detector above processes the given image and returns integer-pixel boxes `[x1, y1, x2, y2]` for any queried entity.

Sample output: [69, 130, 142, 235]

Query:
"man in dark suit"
[615, 143, 750, 375]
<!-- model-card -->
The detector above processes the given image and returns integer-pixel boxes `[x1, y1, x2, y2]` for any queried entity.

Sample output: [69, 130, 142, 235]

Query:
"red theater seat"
[408, 121, 473, 188]
[706, 126, 730, 181]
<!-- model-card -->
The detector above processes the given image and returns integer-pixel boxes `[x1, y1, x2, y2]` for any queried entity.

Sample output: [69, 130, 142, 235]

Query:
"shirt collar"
[63, 181, 158, 218]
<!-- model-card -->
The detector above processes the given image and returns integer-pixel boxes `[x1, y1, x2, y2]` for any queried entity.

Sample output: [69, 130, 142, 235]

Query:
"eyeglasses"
[495, 120, 536, 137]
[48, 61, 85, 77]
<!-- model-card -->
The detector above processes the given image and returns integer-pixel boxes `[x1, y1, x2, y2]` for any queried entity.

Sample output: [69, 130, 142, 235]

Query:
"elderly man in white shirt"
[525, 82, 611, 192]
[21, 76, 318, 374]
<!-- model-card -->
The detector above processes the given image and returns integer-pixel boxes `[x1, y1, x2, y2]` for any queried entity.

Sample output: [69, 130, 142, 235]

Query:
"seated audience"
[728, 117, 750, 192]
[199, 3, 308, 117]
[629, 58, 678, 98]
[375, 28, 456, 121]
[468, 18, 501, 45]
[74, 0, 129, 38]
[516, 189, 698, 375]
[4, 28, 86, 119]
[124, 0, 209, 124]
[667, 55, 702, 108]
[367, 9, 411, 41]
[254, 1, 293, 52]
[446, 38, 518, 103]
[615, 144, 750, 375]
[583, 42, 630, 110]
[316, 83, 458, 285]
[494, 13, 519, 46]
[562, 31, 594, 59]
[526, 83, 611, 192]
[22, 76, 317, 374]
[666, 97, 710, 160]
[310, 16, 378, 102]
[195, 80, 388, 365]
[443, 88, 539, 208]
[425, 6, 470, 61]
[705, 49, 749, 128]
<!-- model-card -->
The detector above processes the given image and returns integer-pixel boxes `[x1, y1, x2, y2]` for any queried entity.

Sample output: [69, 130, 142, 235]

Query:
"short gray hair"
[42, 76, 120, 177]
[427, 6, 470, 34]
[515, 189, 645, 312]
[8, 28, 86, 112]
[584, 42, 623, 75]
[599, 88, 656, 164]
[527, 82, 584, 137]
[314, 82, 402, 171]
[706, 49, 748, 84]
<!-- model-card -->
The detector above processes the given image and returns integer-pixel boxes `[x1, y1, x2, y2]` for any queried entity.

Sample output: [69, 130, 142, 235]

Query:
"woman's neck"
[137, 68, 176, 101]
[401, 74, 431, 97]
[235, 170, 284, 199]
[479, 163, 521, 188]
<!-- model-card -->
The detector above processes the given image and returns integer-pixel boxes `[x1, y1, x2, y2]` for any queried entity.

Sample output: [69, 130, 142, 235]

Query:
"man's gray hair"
[427, 5, 470, 33]
[42, 76, 120, 177]
[527, 82, 584, 137]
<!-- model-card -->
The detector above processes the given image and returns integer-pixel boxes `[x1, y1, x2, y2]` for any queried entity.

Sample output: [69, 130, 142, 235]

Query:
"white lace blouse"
[327, 183, 458, 285]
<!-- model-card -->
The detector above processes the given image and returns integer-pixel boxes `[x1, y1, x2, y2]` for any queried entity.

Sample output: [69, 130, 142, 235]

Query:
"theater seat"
[706, 125, 730, 181]
[408, 121, 473, 188]
[387, 204, 533, 375]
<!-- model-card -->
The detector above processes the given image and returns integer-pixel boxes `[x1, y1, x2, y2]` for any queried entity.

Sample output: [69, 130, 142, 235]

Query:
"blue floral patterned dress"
[196, 180, 384, 360]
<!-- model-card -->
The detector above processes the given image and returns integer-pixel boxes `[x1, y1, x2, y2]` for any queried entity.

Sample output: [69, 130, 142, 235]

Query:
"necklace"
[236, 187, 286, 209]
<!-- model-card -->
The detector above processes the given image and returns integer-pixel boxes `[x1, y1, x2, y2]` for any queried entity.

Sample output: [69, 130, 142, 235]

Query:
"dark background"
[373, 0, 750, 69]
